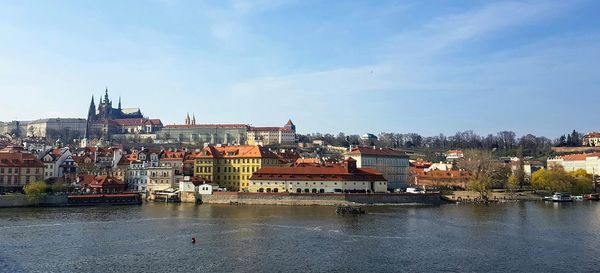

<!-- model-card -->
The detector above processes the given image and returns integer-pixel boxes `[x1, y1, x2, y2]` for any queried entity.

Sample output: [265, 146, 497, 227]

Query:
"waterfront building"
[193, 145, 280, 191]
[126, 161, 149, 192]
[146, 166, 175, 193]
[246, 120, 297, 146]
[547, 153, 600, 175]
[178, 176, 216, 201]
[75, 146, 124, 170]
[0, 146, 44, 192]
[124, 148, 174, 192]
[39, 146, 77, 183]
[583, 132, 600, 147]
[412, 169, 471, 189]
[344, 147, 410, 190]
[76, 175, 127, 193]
[248, 158, 387, 193]
[159, 150, 186, 176]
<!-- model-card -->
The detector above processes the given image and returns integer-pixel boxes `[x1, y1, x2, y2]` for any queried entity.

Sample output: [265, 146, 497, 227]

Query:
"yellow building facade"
[193, 145, 280, 191]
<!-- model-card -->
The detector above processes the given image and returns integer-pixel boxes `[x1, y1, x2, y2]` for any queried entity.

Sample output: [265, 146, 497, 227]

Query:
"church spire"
[87, 95, 96, 119]
[118, 96, 122, 110]
[85, 95, 96, 139]
[104, 87, 109, 103]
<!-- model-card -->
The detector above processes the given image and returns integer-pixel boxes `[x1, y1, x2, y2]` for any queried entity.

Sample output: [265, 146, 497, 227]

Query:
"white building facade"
[547, 153, 600, 175]
[345, 147, 410, 190]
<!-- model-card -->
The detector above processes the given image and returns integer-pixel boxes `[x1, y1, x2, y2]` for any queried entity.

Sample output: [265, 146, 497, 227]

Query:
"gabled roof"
[193, 145, 279, 159]
[78, 175, 125, 188]
[160, 150, 185, 161]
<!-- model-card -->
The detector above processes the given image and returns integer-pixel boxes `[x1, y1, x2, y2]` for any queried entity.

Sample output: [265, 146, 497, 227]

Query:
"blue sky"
[1, 0, 599, 137]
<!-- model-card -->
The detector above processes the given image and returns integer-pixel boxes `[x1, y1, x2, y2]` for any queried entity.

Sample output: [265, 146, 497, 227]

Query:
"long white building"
[547, 153, 600, 175]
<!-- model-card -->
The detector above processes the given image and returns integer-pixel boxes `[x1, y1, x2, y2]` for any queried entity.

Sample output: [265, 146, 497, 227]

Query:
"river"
[1, 202, 599, 273]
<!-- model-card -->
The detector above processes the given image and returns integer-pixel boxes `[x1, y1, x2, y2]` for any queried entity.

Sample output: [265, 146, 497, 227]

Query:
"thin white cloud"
[228, 0, 581, 96]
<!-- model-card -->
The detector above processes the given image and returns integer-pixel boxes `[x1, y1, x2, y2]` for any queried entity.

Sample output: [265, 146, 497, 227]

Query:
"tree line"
[299, 130, 585, 155]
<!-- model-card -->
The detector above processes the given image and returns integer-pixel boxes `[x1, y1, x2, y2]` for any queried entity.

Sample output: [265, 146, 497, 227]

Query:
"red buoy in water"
[192, 237, 196, 244]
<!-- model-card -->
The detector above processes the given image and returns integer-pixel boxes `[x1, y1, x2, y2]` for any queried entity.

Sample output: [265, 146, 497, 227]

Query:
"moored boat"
[336, 206, 366, 215]
[584, 193, 600, 201]
[551, 192, 573, 202]
[68, 193, 143, 206]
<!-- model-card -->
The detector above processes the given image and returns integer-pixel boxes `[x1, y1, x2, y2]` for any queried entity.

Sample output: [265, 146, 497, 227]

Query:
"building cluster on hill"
[0, 141, 410, 197]
[3, 89, 600, 196]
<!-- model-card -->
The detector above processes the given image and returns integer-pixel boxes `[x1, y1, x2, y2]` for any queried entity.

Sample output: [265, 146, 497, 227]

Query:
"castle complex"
[83, 89, 164, 143]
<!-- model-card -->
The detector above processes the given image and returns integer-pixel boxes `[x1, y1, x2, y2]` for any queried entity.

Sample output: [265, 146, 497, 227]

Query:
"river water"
[1, 202, 599, 273]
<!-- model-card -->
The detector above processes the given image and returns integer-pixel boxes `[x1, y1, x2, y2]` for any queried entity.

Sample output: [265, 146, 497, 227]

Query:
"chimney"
[344, 157, 357, 173]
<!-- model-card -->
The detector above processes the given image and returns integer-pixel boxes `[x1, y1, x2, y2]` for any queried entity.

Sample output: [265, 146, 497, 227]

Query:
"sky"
[1, 0, 599, 138]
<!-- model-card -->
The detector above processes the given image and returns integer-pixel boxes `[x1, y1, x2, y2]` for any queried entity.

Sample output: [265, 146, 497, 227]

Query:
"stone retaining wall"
[0, 195, 68, 207]
[199, 192, 442, 206]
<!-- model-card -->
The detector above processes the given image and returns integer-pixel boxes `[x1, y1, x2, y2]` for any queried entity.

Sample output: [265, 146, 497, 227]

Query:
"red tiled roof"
[78, 175, 125, 187]
[248, 127, 293, 132]
[160, 151, 185, 161]
[295, 158, 322, 165]
[183, 176, 211, 186]
[193, 145, 279, 159]
[346, 147, 408, 157]
[113, 118, 163, 127]
[559, 153, 600, 161]
[164, 124, 249, 129]
[0, 149, 44, 168]
[411, 159, 432, 168]
[584, 132, 600, 138]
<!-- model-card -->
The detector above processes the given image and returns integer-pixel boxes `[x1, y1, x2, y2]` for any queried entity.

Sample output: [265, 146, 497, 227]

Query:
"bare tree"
[457, 149, 500, 200]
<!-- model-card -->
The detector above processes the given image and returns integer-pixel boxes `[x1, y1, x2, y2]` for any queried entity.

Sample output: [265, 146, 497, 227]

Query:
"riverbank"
[0, 193, 142, 208]
[0, 194, 67, 207]
[444, 190, 543, 203]
[199, 192, 444, 206]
